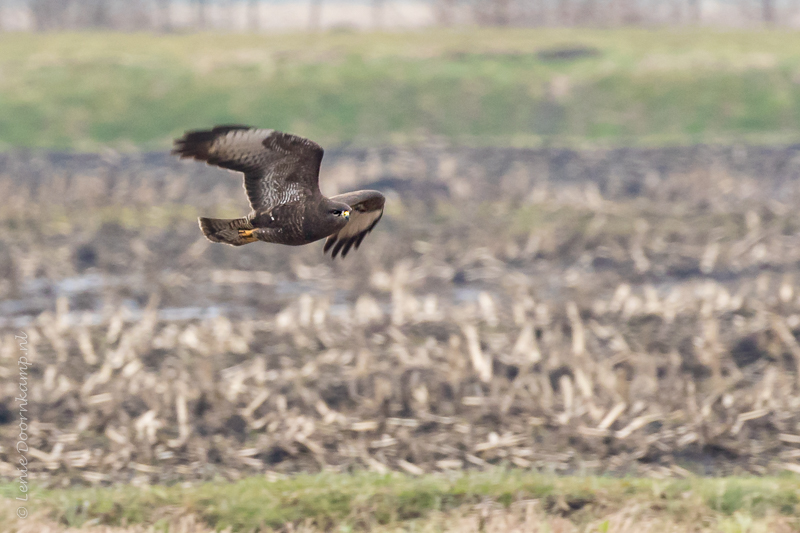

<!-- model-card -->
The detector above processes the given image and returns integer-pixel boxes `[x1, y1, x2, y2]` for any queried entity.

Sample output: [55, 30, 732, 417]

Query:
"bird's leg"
[237, 229, 259, 244]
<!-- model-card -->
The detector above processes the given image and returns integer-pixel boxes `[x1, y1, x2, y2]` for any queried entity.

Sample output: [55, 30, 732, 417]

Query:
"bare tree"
[688, 0, 701, 23]
[618, 0, 641, 24]
[309, 0, 322, 30]
[576, 0, 599, 26]
[156, 0, 172, 32]
[786, 0, 800, 22]
[530, 0, 549, 26]
[219, 0, 231, 31]
[473, 0, 511, 25]
[373, 0, 385, 28]
[248, 0, 260, 32]
[30, 0, 72, 30]
[87, 0, 112, 28]
[666, 0, 683, 25]
[762, 0, 775, 22]
[435, 0, 458, 26]
[495, 0, 511, 25]
[132, 0, 158, 31]
[194, 0, 208, 29]
[557, 0, 571, 25]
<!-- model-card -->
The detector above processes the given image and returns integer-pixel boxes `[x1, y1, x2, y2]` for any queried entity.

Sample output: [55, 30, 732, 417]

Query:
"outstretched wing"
[323, 190, 385, 258]
[172, 125, 323, 211]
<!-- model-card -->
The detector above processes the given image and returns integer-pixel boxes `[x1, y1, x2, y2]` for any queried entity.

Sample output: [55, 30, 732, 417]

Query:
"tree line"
[0, 0, 794, 31]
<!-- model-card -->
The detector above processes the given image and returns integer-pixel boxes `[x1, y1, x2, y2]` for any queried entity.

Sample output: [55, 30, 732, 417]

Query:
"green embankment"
[1, 471, 798, 531]
[2, 29, 800, 150]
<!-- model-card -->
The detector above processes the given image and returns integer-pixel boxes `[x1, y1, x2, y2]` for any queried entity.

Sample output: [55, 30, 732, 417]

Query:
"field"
[2, 29, 800, 150]
[1, 143, 800, 530]
[2, 29, 800, 532]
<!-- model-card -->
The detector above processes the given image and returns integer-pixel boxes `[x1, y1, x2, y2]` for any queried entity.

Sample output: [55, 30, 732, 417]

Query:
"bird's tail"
[198, 217, 257, 246]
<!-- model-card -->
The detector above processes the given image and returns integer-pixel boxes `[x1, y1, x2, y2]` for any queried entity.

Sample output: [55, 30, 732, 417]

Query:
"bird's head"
[324, 201, 351, 226]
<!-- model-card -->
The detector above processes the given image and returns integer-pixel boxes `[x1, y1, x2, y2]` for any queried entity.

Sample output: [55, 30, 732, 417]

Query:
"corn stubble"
[0, 145, 799, 494]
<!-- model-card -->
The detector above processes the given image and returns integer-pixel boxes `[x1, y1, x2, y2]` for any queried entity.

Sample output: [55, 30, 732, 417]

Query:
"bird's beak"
[342, 210, 350, 220]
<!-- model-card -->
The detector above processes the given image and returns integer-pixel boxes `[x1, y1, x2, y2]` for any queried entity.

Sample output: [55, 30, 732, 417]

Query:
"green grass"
[1, 471, 798, 531]
[3, 29, 800, 150]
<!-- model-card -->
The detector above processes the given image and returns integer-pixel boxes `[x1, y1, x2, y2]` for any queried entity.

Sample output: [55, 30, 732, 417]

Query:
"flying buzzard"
[172, 125, 385, 258]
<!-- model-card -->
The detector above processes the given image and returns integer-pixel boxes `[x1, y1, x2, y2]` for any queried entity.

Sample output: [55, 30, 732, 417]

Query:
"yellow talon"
[238, 229, 258, 243]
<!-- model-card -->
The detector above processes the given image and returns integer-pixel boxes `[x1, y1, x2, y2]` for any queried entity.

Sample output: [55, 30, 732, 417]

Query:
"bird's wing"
[323, 190, 385, 258]
[172, 125, 323, 211]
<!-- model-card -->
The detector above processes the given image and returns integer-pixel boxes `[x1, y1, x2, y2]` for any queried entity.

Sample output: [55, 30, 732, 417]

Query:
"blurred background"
[1, 1, 800, 531]
[2, 0, 800, 31]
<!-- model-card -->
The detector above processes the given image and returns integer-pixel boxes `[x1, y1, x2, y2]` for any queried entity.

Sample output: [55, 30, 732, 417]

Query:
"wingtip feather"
[340, 239, 355, 258]
[172, 125, 253, 162]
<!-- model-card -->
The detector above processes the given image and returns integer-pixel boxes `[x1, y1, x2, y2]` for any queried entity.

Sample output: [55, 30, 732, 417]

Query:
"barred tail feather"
[198, 217, 255, 246]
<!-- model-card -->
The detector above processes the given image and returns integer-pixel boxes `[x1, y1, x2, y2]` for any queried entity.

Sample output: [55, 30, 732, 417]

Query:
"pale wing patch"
[173, 126, 324, 211]
[209, 128, 275, 172]
[172, 125, 275, 175]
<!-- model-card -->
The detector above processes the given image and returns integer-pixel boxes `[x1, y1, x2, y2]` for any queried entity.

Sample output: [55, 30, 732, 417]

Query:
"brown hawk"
[172, 125, 385, 258]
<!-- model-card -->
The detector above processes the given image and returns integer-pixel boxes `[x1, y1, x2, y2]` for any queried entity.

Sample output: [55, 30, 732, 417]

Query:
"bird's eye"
[331, 210, 341, 216]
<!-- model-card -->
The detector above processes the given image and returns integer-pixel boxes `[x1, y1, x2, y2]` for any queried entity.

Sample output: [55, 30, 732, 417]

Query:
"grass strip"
[1, 471, 798, 531]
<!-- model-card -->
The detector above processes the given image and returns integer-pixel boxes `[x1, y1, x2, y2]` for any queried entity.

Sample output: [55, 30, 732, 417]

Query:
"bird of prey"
[172, 125, 385, 258]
